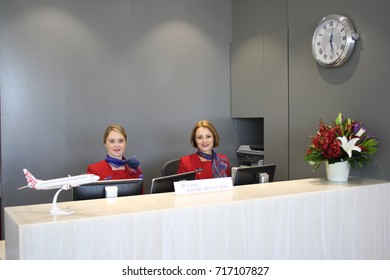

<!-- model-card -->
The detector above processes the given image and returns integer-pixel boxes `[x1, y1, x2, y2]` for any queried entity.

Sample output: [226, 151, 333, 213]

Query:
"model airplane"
[19, 169, 100, 191]
[19, 169, 100, 215]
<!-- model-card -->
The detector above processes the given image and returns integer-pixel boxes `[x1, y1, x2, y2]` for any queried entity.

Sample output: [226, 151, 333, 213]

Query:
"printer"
[237, 144, 264, 166]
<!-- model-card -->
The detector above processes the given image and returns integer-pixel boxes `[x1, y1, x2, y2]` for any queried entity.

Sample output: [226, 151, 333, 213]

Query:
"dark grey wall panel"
[0, 0, 233, 237]
[288, 0, 390, 180]
[231, 35, 264, 117]
[230, 28, 288, 181]
[130, 0, 235, 189]
[232, 0, 390, 181]
[232, 0, 288, 41]
[263, 29, 288, 180]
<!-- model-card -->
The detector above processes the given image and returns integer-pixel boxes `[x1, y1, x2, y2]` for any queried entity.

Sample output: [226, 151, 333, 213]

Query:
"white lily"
[355, 128, 365, 137]
[338, 136, 361, 158]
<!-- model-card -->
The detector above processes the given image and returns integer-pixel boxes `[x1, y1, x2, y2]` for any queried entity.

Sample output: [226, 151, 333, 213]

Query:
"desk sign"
[174, 177, 233, 195]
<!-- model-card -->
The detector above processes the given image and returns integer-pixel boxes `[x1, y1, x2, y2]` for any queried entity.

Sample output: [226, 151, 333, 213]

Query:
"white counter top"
[5, 177, 390, 259]
[0, 240, 5, 260]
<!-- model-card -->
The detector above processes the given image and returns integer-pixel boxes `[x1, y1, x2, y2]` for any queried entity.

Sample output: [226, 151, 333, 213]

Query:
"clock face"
[312, 14, 358, 67]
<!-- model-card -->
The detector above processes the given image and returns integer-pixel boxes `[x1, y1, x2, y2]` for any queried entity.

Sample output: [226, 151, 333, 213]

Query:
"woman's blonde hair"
[103, 124, 127, 144]
[190, 120, 220, 148]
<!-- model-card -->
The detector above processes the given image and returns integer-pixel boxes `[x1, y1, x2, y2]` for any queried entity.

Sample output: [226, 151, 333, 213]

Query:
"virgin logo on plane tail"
[23, 169, 39, 189]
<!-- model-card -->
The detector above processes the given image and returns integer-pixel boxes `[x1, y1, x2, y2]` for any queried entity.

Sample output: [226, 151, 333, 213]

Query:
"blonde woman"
[87, 124, 143, 180]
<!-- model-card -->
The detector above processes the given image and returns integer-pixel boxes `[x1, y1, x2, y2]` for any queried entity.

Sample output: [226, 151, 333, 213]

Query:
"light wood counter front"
[5, 177, 390, 259]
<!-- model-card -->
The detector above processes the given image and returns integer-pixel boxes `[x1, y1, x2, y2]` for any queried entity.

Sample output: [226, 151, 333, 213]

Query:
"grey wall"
[232, 0, 287, 40]
[2, 0, 390, 237]
[0, 0, 234, 236]
[233, 0, 390, 181]
[232, 0, 288, 181]
[288, 0, 390, 180]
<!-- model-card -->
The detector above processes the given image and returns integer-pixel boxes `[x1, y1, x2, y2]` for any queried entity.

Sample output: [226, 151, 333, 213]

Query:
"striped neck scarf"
[197, 149, 228, 178]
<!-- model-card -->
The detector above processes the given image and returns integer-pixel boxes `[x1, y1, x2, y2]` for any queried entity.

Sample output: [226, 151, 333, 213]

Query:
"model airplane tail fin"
[19, 169, 41, 190]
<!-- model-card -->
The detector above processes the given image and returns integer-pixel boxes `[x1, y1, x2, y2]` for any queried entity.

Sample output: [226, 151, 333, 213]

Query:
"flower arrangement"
[305, 113, 378, 171]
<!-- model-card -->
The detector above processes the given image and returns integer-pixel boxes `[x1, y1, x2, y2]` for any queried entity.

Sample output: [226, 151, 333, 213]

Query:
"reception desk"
[5, 177, 390, 260]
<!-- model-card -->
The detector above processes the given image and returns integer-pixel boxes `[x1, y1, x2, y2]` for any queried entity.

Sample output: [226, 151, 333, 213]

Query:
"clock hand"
[329, 28, 334, 56]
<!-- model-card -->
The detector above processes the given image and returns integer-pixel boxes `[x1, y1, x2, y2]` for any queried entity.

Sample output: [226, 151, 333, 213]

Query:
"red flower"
[305, 113, 378, 171]
[310, 122, 342, 159]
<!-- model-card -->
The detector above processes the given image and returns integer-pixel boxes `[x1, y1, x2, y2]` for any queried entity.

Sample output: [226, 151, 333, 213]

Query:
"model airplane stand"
[50, 187, 75, 215]
[18, 169, 99, 215]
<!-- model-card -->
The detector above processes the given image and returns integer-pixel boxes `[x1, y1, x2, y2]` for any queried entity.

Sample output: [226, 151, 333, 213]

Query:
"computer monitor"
[73, 178, 143, 201]
[150, 171, 196, 194]
[232, 164, 276, 186]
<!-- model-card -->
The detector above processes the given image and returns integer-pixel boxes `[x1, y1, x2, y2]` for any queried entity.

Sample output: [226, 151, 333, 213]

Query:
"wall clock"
[312, 14, 359, 67]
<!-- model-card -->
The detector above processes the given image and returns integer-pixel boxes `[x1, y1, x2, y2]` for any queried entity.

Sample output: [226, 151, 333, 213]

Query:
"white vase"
[325, 161, 350, 182]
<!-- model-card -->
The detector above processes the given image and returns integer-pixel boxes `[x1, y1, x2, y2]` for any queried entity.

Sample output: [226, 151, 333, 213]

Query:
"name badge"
[174, 177, 233, 195]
